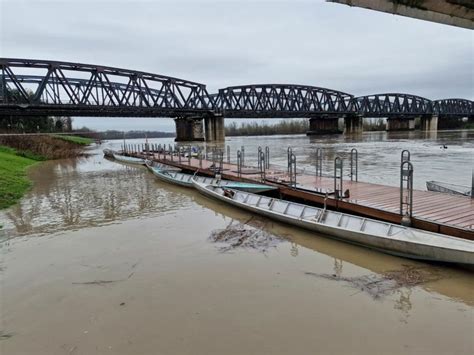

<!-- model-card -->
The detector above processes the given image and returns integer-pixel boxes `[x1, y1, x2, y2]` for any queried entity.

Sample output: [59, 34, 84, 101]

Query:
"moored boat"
[145, 160, 182, 172]
[147, 166, 276, 193]
[192, 180, 474, 265]
[112, 153, 146, 165]
[426, 180, 472, 197]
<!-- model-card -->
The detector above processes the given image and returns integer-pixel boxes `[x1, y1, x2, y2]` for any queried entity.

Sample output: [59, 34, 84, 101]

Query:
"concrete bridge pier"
[344, 114, 363, 134]
[204, 114, 225, 141]
[306, 116, 341, 135]
[174, 116, 205, 142]
[420, 115, 438, 132]
[386, 117, 415, 131]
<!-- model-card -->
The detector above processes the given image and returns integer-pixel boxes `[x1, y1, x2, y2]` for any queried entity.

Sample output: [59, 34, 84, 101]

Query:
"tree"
[0, 87, 72, 133]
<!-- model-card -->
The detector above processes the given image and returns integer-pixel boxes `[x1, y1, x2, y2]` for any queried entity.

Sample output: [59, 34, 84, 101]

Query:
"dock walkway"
[137, 151, 473, 240]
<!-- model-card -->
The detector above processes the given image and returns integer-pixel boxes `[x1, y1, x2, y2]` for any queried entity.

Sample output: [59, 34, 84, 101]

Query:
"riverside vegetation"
[0, 135, 92, 210]
[225, 119, 391, 136]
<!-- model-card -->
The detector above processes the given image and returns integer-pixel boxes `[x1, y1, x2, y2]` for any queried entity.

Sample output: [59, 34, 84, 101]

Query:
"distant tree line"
[73, 127, 175, 140]
[225, 120, 309, 136]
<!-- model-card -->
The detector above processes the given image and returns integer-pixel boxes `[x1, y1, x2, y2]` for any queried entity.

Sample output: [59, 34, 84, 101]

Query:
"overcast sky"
[1, 0, 472, 131]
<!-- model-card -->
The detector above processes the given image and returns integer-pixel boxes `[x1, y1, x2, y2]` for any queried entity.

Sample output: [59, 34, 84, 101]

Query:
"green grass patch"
[0, 146, 41, 210]
[54, 135, 93, 145]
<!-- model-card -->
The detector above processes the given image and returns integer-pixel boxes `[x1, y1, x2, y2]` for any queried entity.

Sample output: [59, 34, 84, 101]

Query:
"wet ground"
[0, 131, 473, 354]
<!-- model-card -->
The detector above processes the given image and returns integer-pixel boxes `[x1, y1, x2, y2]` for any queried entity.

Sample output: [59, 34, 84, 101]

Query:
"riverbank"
[0, 146, 42, 210]
[54, 135, 94, 145]
[0, 135, 92, 210]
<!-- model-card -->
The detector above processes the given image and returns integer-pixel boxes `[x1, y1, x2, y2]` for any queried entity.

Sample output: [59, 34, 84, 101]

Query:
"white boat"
[147, 165, 276, 193]
[426, 181, 472, 197]
[192, 180, 474, 265]
[112, 153, 146, 165]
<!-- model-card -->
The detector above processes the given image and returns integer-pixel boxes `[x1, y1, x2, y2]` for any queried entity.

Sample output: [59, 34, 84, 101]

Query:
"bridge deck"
[138, 152, 474, 240]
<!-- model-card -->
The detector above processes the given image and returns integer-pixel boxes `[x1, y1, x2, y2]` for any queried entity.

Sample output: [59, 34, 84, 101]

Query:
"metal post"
[259, 150, 266, 182]
[289, 153, 296, 188]
[400, 161, 414, 224]
[212, 148, 216, 174]
[258, 146, 262, 168]
[350, 148, 358, 182]
[401, 149, 410, 163]
[265, 146, 270, 169]
[227, 145, 230, 164]
[471, 169, 474, 199]
[178, 146, 182, 163]
[241, 146, 245, 166]
[237, 150, 242, 178]
[334, 157, 343, 199]
[199, 151, 203, 168]
[218, 150, 223, 174]
[188, 146, 191, 165]
[287, 147, 293, 174]
[315, 148, 322, 177]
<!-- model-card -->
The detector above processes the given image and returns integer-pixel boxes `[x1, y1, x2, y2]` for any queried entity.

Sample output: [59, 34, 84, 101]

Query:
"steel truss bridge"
[1, 58, 472, 119]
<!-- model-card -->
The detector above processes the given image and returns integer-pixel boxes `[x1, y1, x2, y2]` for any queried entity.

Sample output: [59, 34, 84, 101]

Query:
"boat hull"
[112, 153, 146, 165]
[148, 167, 276, 193]
[193, 180, 474, 265]
[426, 180, 471, 197]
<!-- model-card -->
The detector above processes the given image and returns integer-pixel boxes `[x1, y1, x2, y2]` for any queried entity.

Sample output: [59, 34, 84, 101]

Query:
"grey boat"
[426, 181, 472, 197]
[192, 180, 474, 265]
[147, 164, 276, 193]
[112, 153, 146, 165]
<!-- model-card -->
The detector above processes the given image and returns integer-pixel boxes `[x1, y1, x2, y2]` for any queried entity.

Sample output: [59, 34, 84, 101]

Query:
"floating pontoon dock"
[122, 145, 473, 240]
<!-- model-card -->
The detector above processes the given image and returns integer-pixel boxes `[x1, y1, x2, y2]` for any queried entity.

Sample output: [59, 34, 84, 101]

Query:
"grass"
[54, 135, 93, 145]
[0, 146, 43, 210]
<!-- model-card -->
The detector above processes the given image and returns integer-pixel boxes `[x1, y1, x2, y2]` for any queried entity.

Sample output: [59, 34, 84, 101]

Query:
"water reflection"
[0, 157, 192, 237]
[191, 190, 474, 307]
[394, 289, 413, 324]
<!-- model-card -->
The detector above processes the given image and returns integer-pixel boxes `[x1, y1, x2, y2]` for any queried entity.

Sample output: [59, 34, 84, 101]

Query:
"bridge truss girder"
[0, 58, 216, 117]
[0, 58, 472, 119]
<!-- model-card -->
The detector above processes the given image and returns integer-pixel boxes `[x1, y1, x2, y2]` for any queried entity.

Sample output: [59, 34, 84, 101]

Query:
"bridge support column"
[204, 114, 225, 141]
[344, 115, 363, 134]
[214, 115, 225, 141]
[386, 117, 415, 131]
[306, 117, 341, 135]
[174, 117, 205, 142]
[420, 115, 438, 132]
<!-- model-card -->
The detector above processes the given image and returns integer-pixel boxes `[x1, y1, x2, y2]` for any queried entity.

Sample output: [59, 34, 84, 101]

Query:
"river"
[0, 130, 473, 355]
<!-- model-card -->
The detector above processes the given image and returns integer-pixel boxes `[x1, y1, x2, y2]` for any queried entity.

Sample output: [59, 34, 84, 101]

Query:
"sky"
[1, 0, 472, 131]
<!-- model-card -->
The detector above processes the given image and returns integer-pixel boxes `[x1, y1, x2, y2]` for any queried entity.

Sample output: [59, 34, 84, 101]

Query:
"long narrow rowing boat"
[112, 153, 146, 165]
[192, 180, 474, 265]
[426, 180, 472, 197]
[147, 165, 276, 193]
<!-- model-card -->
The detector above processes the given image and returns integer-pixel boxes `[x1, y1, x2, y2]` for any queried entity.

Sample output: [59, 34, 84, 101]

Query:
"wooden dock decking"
[137, 151, 474, 240]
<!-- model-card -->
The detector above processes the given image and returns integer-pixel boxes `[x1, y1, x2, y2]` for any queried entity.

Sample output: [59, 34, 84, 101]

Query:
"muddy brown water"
[0, 131, 473, 355]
